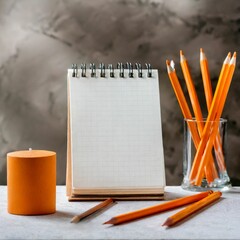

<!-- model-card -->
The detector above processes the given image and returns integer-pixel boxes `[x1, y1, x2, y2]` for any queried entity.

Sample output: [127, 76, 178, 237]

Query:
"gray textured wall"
[0, 0, 240, 185]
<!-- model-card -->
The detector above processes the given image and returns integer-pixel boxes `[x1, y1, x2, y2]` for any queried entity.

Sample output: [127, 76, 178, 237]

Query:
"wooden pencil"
[180, 50, 204, 134]
[71, 198, 113, 223]
[200, 48, 213, 110]
[166, 60, 200, 147]
[162, 191, 222, 227]
[200, 48, 226, 173]
[167, 60, 217, 182]
[195, 53, 236, 185]
[104, 191, 213, 225]
[189, 52, 231, 183]
[180, 51, 218, 182]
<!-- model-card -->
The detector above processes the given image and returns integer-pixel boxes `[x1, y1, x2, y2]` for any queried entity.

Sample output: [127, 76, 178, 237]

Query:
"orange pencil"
[104, 191, 213, 225]
[180, 51, 218, 181]
[71, 198, 113, 223]
[167, 60, 218, 181]
[200, 48, 213, 110]
[200, 48, 226, 172]
[189, 52, 231, 183]
[180, 50, 204, 134]
[168, 56, 215, 181]
[162, 191, 222, 227]
[195, 53, 236, 185]
[166, 60, 200, 148]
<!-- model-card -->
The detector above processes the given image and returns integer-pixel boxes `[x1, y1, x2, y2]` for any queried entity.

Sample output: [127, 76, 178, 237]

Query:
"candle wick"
[29, 148, 32, 151]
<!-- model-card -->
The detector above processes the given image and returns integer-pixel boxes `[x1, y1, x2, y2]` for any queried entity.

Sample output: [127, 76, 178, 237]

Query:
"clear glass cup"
[181, 118, 232, 191]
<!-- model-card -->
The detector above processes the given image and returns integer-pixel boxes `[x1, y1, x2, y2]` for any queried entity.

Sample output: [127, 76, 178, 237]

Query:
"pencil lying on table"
[104, 191, 213, 225]
[71, 198, 113, 223]
[162, 191, 222, 227]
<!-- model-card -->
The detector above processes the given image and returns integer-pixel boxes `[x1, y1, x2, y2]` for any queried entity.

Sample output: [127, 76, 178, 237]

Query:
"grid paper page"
[68, 69, 165, 189]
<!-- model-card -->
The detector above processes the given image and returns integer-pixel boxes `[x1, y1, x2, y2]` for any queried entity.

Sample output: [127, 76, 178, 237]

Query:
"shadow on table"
[39, 201, 117, 223]
[223, 187, 240, 193]
[77, 201, 117, 223]
[104, 197, 225, 228]
[164, 191, 188, 201]
[32, 211, 74, 220]
[163, 198, 224, 229]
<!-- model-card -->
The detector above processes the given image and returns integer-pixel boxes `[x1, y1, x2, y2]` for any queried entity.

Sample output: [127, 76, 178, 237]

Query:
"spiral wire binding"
[72, 64, 78, 77]
[90, 63, 96, 77]
[145, 63, 152, 77]
[99, 63, 106, 77]
[117, 63, 124, 78]
[126, 62, 134, 78]
[135, 63, 143, 78]
[71, 63, 152, 78]
[81, 64, 86, 77]
[108, 64, 114, 78]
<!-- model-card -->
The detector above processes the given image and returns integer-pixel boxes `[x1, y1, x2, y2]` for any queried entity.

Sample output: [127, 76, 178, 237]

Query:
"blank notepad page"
[69, 69, 165, 190]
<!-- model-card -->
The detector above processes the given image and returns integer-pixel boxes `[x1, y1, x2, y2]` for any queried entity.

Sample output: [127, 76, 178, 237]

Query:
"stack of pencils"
[71, 191, 222, 227]
[166, 49, 236, 186]
[104, 190, 222, 227]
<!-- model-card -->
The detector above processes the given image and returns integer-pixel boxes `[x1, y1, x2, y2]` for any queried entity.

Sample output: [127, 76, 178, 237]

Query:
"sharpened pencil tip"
[103, 217, 117, 225]
[200, 49, 205, 61]
[166, 60, 170, 66]
[162, 218, 173, 227]
[70, 216, 80, 223]
[170, 60, 175, 69]
[180, 50, 186, 62]
[103, 220, 113, 225]
[230, 53, 237, 65]
[224, 52, 231, 64]
[167, 60, 175, 73]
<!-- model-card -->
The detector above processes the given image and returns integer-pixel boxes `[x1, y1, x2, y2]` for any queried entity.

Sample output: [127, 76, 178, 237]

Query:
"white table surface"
[1, 186, 240, 240]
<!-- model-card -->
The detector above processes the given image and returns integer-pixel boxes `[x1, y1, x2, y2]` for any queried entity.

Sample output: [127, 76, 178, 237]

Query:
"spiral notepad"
[66, 63, 165, 200]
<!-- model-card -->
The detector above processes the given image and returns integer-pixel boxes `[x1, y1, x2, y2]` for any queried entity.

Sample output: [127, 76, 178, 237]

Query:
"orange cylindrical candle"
[7, 149, 56, 215]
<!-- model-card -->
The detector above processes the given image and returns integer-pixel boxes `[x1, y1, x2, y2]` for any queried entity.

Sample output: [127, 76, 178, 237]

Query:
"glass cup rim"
[184, 117, 227, 123]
